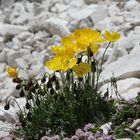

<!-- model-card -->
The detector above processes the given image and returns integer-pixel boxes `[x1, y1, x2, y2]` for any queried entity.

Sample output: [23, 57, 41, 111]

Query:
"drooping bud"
[41, 76, 46, 83]
[4, 104, 10, 110]
[35, 82, 39, 89]
[50, 88, 54, 95]
[51, 75, 57, 82]
[16, 84, 21, 90]
[78, 77, 83, 81]
[47, 80, 52, 89]
[77, 57, 82, 65]
[13, 78, 22, 83]
[25, 101, 31, 109]
[19, 89, 25, 97]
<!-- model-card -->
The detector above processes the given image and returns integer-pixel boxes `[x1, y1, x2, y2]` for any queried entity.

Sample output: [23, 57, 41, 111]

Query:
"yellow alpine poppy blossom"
[105, 31, 121, 42]
[7, 67, 18, 78]
[72, 62, 91, 78]
[73, 28, 105, 46]
[45, 56, 77, 71]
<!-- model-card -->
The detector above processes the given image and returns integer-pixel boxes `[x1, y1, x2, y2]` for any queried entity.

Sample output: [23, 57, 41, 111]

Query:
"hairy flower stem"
[87, 47, 91, 86]
[96, 42, 111, 90]
[8, 98, 23, 113]
[71, 71, 74, 94]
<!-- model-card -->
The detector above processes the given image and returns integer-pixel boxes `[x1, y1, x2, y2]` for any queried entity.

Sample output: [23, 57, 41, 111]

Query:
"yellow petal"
[80, 62, 91, 74]
[90, 44, 99, 56]
[7, 67, 17, 78]
[105, 31, 121, 42]
[45, 56, 62, 71]
[61, 57, 77, 71]
[72, 62, 91, 78]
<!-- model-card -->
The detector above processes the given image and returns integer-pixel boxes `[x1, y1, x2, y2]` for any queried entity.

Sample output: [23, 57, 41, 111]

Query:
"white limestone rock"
[108, 5, 120, 17]
[100, 78, 140, 100]
[0, 120, 14, 138]
[100, 122, 112, 135]
[124, 0, 140, 11]
[0, 23, 28, 36]
[68, 4, 98, 20]
[0, 63, 6, 73]
[100, 43, 140, 82]
[16, 32, 33, 41]
[6, 51, 23, 67]
[15, 58, 29, 69]
[0, 50, 6, 63]
[44, 17, 70, 36]
[90, 5, 108, 24]
[84, 0, 98, 4]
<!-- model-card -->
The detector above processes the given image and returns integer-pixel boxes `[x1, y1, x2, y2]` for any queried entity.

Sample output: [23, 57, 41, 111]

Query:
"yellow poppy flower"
[73, 28, 105, 47]
[7, 67, 18, 78]
[45, 56, 77, 71]
[72, 62, 91, 78]
[105, 31, 121, 42]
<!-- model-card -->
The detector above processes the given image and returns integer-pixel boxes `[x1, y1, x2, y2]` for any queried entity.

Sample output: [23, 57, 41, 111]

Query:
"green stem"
[96, 42, 111, 90]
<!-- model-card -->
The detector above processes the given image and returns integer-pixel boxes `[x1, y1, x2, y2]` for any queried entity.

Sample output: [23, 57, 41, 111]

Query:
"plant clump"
[5, 28, 121, 140]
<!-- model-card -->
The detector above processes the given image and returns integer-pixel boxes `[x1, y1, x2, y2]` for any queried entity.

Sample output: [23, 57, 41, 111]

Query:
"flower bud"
[50, 88, 54, 95]
[89, 48, 93, 57]
[25, 102, 31, 109]
[4, 104, 10, 110]
[13, 78, 22, 83]
[51, 75, 57, 82]
[16, 84, 21, 90]
[35, 82, 39, 89]
[78, 77, 83, 81]
[41, 76, 46, 83]
[47, 81, 52, 89]
[19, 89, 25, 97]
[77, 57, 82, 64]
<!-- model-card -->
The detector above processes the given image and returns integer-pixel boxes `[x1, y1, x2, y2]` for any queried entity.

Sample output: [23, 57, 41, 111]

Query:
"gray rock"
[84, 0, 98, 4]
[130, 119, 140, 130]
[136, 126, 140, 132]
[100, 122, 112, 135]
[0, 23, 28, 36]
[0, 0, 14, 8]
[108, 5, 120, 17]
[124, 0, 140, 11]
[44, 17, 70, 36]
[16, 32, 32, 41]
[90, 5, 108, 24]
[100, 43, 140, 84]
[125, 128, 135, 135]
[100, 78, 140, 100]
[6, 51, 22, 67]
